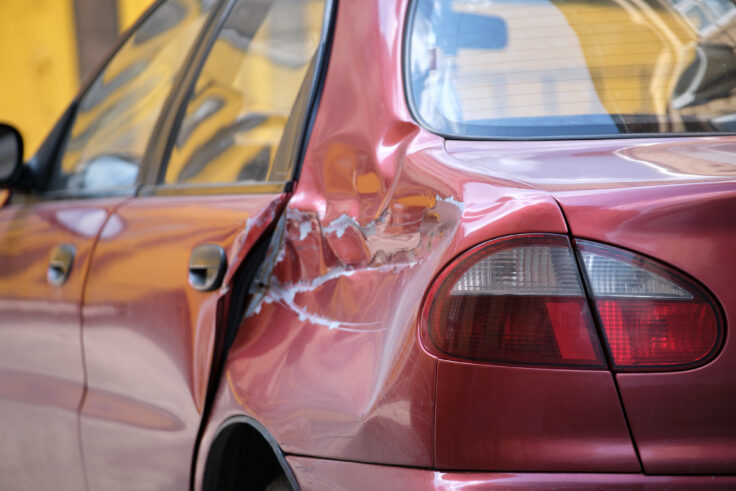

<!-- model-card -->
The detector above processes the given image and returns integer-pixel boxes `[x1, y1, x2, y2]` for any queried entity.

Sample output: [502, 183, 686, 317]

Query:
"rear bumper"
[287, 456, 736, 490]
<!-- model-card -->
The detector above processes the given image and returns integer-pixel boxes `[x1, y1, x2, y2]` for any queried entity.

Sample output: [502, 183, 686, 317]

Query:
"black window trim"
[401, 0, 736, 142]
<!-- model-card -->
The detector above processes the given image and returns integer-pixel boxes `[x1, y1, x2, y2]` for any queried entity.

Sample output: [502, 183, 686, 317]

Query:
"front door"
[0, 197, 123, 490]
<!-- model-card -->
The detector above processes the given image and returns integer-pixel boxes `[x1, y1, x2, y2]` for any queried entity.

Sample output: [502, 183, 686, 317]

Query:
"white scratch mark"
[247, 262, 419, 332]
[323, 214, 361, 238]
[298, 220, 312, 240]
[274, 245, 287, 266]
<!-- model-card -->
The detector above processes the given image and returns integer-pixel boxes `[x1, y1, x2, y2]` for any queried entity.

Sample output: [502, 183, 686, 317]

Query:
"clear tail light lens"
[577, 240, 723, 371]
[425, 235, 606, 368]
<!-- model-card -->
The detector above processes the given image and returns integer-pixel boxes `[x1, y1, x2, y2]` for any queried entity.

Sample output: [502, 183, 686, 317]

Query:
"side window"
[49, 0, 217, 194]
[163, 0, 326, 186]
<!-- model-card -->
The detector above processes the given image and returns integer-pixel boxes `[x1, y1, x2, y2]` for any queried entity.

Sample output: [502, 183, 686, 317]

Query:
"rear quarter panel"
[196, 0, 638, 478]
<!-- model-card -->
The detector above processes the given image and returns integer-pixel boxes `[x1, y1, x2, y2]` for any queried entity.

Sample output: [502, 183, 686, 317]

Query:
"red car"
[1, 0, 736, 489]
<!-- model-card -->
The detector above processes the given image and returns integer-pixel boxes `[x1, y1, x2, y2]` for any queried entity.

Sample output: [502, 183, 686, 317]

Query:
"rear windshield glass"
[406, 0, 736, 138]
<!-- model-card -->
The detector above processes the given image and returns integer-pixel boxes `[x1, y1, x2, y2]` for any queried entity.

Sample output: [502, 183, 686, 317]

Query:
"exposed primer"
[244, 213, 287, 318]
[317, 195, 463, 262]
[298, 221, 312, 240]
[241, 204, 274, 239]
[323, 195, 462, 242]
[244, 192, 461, 331]
[258, 270, 385, 332]
[247, 266, 361, 320]
[243, 217, 254, 236]
[230, 200, 282, 266]
[248, 263, 418, 331]
[323, 214, 362, 238]
[274, 244, 287, 266]
[264, 287, 383, 332]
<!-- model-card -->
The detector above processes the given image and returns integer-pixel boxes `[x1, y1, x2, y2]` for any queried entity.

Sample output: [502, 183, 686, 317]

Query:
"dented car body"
[1, 0, 736, 489]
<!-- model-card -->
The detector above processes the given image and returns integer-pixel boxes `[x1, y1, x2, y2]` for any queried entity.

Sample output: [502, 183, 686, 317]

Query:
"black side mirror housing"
[0, 123, 24, 189]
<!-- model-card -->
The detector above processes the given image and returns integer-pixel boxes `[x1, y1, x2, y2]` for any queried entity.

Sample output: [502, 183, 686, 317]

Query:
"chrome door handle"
[188, 244, 226, 292]
[48, 244, 75, 287]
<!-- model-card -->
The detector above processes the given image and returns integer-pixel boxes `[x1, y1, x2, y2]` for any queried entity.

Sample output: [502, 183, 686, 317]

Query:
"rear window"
[406, 0, 736, 138]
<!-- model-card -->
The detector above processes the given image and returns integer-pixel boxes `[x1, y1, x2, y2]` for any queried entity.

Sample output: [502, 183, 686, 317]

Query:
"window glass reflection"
[52, 0, 216, 193]
[409, 0, 736, 138]
[164, 0, 325, 185]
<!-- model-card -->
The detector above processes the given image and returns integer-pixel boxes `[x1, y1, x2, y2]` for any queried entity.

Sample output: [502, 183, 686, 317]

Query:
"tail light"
[576, 240, 723, 371]
[425, 235, 606, 368]
[424, 234, 723, 371]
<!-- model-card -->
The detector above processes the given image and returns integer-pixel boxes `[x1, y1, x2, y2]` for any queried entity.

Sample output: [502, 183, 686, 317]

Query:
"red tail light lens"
[424, 235, 724, 372]
[577, 240, 723, 371]
[425, 235, 606, 368]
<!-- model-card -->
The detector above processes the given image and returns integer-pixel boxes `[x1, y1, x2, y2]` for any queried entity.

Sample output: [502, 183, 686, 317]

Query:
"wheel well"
[202, 417, 298, 491]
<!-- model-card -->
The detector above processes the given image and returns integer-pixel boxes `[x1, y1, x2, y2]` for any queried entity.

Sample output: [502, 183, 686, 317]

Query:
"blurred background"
[0, 0, 154, 158]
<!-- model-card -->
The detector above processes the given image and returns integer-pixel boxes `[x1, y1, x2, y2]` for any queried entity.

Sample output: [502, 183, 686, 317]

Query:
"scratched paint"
[245, 191, 464, 333]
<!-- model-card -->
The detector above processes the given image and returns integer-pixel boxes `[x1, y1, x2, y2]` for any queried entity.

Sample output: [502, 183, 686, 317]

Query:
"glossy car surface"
[1, 0, 735, 490]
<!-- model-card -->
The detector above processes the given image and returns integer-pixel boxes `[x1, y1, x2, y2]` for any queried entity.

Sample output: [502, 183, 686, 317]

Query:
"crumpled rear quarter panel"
[201, 0, 634, 473]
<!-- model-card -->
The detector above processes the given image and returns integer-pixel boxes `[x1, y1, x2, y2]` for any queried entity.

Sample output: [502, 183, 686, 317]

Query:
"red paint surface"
[0, 198, 125, 490]
[559, 185, 736, 474]
[287, 456, 736, 490]
[80, 194, 285, 491]
[447, 137, 736, 474]
[2, 0, 735, 487]
[435, 361, 639, 471]
[446, 137, 736, 192]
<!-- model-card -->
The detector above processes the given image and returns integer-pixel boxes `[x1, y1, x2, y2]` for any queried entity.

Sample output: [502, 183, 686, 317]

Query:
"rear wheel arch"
[202, 415, 299, 491]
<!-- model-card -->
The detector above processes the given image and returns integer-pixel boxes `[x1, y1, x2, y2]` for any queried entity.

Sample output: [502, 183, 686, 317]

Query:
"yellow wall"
[0, 1, 79, 159]
[0, 0, 153, 159]
[117, 0, 155, 32]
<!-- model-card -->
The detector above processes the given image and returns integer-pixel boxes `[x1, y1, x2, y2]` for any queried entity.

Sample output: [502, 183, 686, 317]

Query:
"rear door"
[77, 1, 329, 489]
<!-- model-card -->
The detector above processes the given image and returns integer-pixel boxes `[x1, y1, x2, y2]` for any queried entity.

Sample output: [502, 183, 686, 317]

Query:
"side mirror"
[0, 123, 23, 189]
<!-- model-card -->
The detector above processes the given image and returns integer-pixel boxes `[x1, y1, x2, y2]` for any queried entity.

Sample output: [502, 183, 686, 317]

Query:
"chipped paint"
[298, 220, 312, 240]
[322, 213, 362, 238]
[241, 188, 466, 331]
[248, 260, 419, 331]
